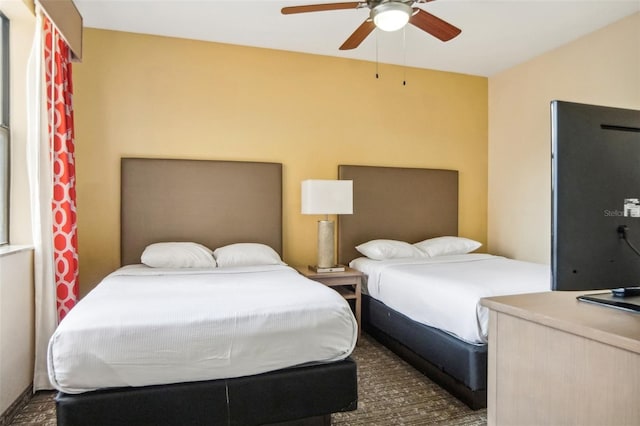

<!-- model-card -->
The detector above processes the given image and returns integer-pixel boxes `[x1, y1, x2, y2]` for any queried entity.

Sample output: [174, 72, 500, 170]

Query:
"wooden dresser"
[481, 291, 640, 426]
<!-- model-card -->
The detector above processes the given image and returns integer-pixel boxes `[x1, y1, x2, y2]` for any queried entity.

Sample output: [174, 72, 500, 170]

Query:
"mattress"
[48, 265, 358, 394]
[350, 254, 550, 344]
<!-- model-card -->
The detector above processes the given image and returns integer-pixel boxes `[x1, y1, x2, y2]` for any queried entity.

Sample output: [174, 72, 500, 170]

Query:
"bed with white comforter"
[48, 264, 358, 394]
[350, 253, 550, 344]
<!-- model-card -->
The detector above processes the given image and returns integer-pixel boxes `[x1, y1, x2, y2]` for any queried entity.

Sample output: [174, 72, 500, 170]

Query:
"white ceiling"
[73, 0, 640, 77]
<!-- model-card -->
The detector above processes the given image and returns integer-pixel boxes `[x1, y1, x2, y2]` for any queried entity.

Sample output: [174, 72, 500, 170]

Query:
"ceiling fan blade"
[339, 19, 376, 50]
[281, 2, 361, 15]
[409, 9, 461, 41]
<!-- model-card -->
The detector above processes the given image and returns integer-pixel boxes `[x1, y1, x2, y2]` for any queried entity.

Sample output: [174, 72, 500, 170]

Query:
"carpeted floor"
[7, 391, 55, 426]
[332, 335, 486, 425]
[9, 334, 487, 425]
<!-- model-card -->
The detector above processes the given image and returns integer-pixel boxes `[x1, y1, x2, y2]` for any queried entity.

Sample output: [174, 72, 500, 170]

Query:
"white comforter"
[48, 265, 357, 394]
[350, 254, 550, 344]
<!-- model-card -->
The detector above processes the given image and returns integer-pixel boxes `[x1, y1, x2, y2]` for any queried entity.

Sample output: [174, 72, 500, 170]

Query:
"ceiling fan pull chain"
[375, 29, 379, 79]
[402, 26, 407, 86]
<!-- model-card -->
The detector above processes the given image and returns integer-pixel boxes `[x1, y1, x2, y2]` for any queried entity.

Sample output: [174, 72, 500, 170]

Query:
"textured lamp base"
[317, 220, 335, 269]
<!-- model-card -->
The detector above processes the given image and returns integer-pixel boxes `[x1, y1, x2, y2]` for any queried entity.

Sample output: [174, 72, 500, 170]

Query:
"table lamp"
[301, 179, 353, 270]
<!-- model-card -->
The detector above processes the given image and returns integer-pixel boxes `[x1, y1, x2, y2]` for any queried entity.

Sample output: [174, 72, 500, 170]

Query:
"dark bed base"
[362, 295, 487, 410]
[56, 357, 357, 426]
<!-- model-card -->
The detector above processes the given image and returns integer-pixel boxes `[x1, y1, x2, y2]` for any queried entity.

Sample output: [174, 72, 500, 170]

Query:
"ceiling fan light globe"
[372, 3, 411, 32]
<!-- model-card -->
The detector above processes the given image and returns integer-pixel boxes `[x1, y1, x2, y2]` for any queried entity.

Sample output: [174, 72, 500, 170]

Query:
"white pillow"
[355, 239, 423, 260]
[213, 243, 286, 267]
[141, 242, 216, 268]
[413, 236, 482, 257]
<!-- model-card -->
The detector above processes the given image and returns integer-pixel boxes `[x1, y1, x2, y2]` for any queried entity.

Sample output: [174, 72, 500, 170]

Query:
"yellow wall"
[488, 13, 640, 264]
[74, 29, 488, 295]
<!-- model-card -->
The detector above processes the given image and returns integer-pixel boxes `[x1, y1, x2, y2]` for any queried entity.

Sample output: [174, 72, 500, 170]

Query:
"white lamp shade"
[301, 180, 353, 215]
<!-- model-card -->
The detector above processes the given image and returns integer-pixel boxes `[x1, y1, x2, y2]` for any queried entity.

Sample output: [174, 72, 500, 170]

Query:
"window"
[0, 12, 8, 245]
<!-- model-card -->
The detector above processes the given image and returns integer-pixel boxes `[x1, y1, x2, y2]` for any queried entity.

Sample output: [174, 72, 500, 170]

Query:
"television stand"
[577, 292, 640, 313]
[481, 291, 640, 425]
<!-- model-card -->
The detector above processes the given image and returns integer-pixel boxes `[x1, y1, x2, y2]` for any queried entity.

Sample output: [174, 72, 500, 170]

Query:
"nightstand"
[294, 266, 362, 338]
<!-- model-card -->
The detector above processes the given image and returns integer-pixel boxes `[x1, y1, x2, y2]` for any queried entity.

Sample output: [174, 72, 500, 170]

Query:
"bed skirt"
[362, 295, 487, 409]
[55, 357, 357, 426]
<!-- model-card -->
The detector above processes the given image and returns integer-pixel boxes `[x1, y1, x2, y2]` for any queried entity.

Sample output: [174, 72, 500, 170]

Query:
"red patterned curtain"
[43, 16, 79, 321]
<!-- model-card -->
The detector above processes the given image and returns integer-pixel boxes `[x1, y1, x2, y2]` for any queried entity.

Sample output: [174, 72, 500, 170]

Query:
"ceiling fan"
[281, 0, 462, 50]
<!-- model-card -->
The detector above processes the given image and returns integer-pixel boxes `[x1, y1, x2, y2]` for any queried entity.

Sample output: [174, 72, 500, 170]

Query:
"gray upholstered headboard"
[337, 165, 458, 265]
[121, 158, 282, 266]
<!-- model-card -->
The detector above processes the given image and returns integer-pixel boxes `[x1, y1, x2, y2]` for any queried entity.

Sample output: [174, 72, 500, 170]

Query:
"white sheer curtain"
[27, 8, 57, 391]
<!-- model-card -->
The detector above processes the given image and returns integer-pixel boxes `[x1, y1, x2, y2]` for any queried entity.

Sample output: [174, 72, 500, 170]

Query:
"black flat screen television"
[551, 100, 640, 291]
